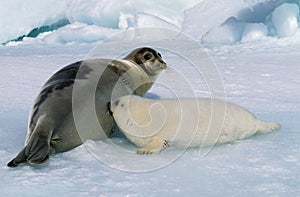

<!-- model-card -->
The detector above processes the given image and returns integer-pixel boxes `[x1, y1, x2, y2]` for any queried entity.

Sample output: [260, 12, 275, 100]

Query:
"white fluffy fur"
[111, 95, 281, 154]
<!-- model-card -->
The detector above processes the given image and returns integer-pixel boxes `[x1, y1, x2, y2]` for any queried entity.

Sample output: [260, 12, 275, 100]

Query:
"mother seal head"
[8, 47, 167, 167]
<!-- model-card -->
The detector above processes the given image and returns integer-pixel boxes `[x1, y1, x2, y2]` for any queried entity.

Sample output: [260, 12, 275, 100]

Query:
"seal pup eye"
[144, 53, 152, 60]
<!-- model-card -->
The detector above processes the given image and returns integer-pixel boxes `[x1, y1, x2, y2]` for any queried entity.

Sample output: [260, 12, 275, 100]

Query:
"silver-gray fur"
[7, 47, 166, 167]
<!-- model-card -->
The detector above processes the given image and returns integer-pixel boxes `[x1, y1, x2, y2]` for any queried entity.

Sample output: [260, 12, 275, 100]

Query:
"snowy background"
[1, 0, 300, 196]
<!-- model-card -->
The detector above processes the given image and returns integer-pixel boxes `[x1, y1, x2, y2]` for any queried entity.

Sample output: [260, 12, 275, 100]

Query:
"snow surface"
[1, 0, 300, 196]
[1, 36, 300, 196]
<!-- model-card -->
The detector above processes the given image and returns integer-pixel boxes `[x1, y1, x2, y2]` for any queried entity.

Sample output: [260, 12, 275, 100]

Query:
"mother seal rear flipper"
[7, 147, 49, 167]
[8, 47, 167, 167]
[8, 114, 53, 167]
[7, 148, 27, 167]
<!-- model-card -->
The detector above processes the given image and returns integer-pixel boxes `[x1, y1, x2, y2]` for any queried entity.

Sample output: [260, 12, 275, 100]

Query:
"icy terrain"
[1, 37, 300, 196]
[1, 0, 300, 196]
[2, 0, 300, 46]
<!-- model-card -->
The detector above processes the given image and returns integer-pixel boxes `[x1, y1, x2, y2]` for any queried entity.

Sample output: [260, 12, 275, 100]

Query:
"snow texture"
[182, 0, 248, 39]
[241, 23, 268, 43]
[0, 0, 198, 44]
[201, 17, 246, 45]
[267, 3, 299, 38]
[0, 0, 72, 43]
[40, 22, 119, 45]
[2, 0, 300, 46]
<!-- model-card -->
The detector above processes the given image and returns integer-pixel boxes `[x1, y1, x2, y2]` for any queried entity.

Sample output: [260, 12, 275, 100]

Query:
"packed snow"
[0, 0, 199, 44]
[201, 2, 300, 45]
[268, 3, 299, 38]
[201, 17, 246, 45]
[1, 0, 300, 46]
[241, 23, 268, 43]
[40, 22, 119, 45]
[1, 0, 300, 196]
[0, 0, 71, 44]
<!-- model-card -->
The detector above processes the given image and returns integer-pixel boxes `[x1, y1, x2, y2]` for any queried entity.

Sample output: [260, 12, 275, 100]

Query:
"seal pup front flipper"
[137, 136, 168, 154]
[7, 115, 53, 167]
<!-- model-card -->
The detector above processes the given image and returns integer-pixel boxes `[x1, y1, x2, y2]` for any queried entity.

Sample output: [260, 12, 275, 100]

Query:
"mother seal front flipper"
[8, 47, 167, 167]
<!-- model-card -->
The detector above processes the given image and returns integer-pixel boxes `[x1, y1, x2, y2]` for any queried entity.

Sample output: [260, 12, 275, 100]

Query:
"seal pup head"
[110, 95, 165, 132]
[123, 47, 167, 76]
[109, 95, 151, 130]
[109, 95, 141, 120]
[109, 95, 168, 150]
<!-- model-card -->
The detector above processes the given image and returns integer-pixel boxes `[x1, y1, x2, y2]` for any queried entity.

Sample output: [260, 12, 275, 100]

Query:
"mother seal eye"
[144, 53, 152, 60]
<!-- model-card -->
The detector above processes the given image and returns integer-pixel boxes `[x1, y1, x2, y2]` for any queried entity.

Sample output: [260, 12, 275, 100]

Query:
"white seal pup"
[109, 95, 281, 154]
[8, 47, 167, 167]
